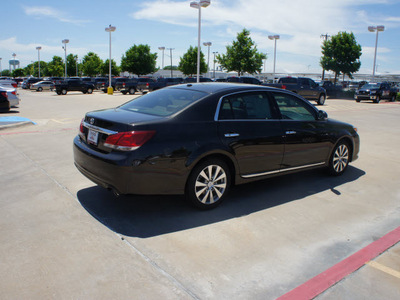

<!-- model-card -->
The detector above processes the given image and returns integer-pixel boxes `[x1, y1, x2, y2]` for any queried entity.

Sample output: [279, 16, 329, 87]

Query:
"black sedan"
[73, 83, 360, 209]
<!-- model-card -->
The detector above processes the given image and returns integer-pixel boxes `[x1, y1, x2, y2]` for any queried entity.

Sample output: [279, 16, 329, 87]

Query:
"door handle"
[224, 133, 240, 138]
[286, 130, 296, 135]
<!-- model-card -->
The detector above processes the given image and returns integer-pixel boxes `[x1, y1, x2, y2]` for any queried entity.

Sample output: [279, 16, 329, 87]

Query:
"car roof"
[169, 82, 276, 94]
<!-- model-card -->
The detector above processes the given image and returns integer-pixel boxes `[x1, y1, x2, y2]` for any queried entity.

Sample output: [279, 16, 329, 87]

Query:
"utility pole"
[320, 33, 330, 80]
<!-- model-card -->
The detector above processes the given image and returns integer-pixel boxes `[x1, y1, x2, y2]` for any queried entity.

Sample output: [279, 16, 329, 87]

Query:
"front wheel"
[390, 94, 396, 102]
[373, 95, 380, 103]
[87, 88, 93, 94]
[37, 87, 43, 92]
[61, 89, 67, 95]
[328, 141, 350, 176]
[317, 94, 326, 105]
[186, 159, 231, 210]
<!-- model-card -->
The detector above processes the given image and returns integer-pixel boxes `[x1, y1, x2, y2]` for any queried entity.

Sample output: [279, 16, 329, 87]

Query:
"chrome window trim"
[83, 121, 118, 135]
[241, 162, 325, 179]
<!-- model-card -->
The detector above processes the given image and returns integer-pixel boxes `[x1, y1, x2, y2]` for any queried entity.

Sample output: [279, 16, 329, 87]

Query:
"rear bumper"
[73, 136, 187, 195]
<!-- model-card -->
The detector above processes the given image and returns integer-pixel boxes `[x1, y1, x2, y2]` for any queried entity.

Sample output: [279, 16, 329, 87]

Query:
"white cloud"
[22, 5, 90, 25]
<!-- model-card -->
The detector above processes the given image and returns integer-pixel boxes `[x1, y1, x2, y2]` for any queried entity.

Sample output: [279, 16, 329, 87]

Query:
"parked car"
[54, 79, 95, 95]
[30, 80, 54, 92]
[316, 81, 343, 98]
[354, 82, 397, 103]
[184, 77, 213, 83]
[0, 86, 20, 111]
[93, 77, 108, 90]
[263, 77, 327, 105]
[136, 77, 184, 93]
[22, 78, 42, 89]
[74, 83, 360, 209]
[226, 76, 262, 85]
[0, 79, 18, 89]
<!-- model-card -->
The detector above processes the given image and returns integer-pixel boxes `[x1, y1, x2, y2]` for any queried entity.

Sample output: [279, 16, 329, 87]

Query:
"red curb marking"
[277, 226, 400, 300]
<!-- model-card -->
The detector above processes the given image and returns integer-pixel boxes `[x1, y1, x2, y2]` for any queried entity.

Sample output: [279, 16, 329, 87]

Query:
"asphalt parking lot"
[1, 88, 399, 299]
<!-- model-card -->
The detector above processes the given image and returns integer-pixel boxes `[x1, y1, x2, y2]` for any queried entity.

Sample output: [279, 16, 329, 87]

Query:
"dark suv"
[226, 76, 262, 85]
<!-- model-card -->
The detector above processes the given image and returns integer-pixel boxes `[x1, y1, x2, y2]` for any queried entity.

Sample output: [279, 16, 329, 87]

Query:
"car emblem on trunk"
[89, 118, 95, 125]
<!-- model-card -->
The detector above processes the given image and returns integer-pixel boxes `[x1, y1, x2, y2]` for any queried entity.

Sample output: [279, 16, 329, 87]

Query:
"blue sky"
[1, 0, 400, 76]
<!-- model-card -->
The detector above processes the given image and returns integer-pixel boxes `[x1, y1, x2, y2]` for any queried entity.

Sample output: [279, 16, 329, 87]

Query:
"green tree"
[217, 29, 266, 76]
[121, 44, 157, 76]
[81, 52, 102, 77]
[178, 46, 207, 76]
[101, 59, 120, 76]
[164, 65, 178, 70]
[67, 54, 78, 77]
[46, 56, 64, 77]
[320, 31, 362, 83]
[24, 61, 48, 77]
[1, 70, 11, 77]
[12, 68, 25, 77]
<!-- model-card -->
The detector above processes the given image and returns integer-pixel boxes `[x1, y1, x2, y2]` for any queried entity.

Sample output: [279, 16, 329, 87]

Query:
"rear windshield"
[279, 78, 298, 84]
[119, 88, 208, 116]
[362, 84, 379, 89]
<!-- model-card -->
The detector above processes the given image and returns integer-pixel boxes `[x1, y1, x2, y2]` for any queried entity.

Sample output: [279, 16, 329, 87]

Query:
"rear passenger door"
[217, 91, 285, 177]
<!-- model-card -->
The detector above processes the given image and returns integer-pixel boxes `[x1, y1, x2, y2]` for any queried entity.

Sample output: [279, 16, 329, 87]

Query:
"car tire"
[317, 94, 326, 105]
[87, 88, 93, 94]
[356, 98, 361, 103]
[37, 87, 43, 92]
[390, 94, 396, 102]
[328, 140, 350, 176]
[186, 158, 231, 210]
[373, 95, 380, 103]
[129, 88, 136, 95]
[56, 91, 61, 95]
[121, 91, 127, 95]
[61, 89, 67, 95]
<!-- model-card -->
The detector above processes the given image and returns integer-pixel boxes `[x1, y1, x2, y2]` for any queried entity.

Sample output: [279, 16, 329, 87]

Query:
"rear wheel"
[87, 88, 93, 94]
[317, 94, 326, 105]
[390, 94, 396, 102]
[186, 159, 231, 210]
[328, 141, 350, 176]
[129, 88, 136, 95]
[37, 87, 43, 92]
[56, 91, 61, 95]
[61, 89, 67, 95]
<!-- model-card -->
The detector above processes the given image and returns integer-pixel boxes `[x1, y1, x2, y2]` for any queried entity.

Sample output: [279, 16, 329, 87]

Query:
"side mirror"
[317, 110, 328, 120]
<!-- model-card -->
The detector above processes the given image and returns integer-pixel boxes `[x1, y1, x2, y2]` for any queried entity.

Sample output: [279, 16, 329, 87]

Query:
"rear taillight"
[12, 83, 17, 88]
[11, 91, 16, 95]
[104, 130, 155, 151]
[146, 83, 149, 87]
[281, 85, 287, 90]
[123, 83, 126, 87]
[79, 119, 85, 139]
[0, 91, 7, 99]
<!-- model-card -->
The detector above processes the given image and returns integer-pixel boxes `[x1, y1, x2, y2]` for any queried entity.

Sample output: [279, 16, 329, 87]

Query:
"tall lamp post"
[166, 48, 174, 77]
[105, 25, 116, 95]
[190, 0, 210, 83]
[368, 25, 384, 82]
[158, 47, 165, 70]
[268, 35, 280, 81]
[36, 46, 42, 78]
[203, 42, 212, 78]
[62, 39, 69, 80]
[212, 51, 218, 79]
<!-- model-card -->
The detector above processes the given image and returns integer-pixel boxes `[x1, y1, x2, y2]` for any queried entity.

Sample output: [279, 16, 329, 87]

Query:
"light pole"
[190, 0, 210, 83]
[166, 48, 174, 77]
[105, 25, 116, 95]
[203, 42, 212, 78]
[62, 39, 69, 80]
[268, 35, 280, 81]
[368, 25, 384, 82]
[0, 58, 2, 76]
[158, 47, 165, 70]
[212, 51, 218, 79]
[36, 46, 42, 78]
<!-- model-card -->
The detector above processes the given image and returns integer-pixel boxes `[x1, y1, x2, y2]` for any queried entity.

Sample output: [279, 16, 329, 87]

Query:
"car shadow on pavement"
[77, 166, 365, 238]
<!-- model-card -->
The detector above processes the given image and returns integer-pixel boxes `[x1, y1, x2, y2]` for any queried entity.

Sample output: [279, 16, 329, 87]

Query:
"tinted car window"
[219, 92, 273, 120]
[120, 88, 208, 117]
[272, 92, 316, 121]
